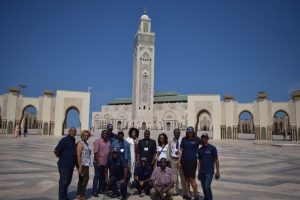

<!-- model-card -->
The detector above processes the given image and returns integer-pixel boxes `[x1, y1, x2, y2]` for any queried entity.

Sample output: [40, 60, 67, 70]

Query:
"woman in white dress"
[156, 133, 169, 166]
[126, 127, 139, 183]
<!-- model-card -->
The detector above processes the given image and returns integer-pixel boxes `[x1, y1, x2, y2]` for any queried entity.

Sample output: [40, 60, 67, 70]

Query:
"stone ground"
[0, 134, 300, 200]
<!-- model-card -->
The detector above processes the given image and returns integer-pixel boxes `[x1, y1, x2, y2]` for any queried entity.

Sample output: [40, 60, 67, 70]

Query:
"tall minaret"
[132, 9, 155, 129]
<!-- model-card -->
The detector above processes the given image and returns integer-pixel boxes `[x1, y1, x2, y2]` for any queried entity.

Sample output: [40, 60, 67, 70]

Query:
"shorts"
[181, 160, 197, 178]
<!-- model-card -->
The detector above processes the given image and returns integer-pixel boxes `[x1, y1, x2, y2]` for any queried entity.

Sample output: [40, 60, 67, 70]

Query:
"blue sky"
[1, 0, 300, 126]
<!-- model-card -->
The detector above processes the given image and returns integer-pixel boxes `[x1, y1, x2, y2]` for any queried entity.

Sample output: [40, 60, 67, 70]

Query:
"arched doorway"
[272, 110, 291, 141]
[166, 122, 171, 131]
[117, 121, 122, 130]
[20, 105, 38, 135]
[237, 111, 254, 140]
[195, 109, 212, 136]
[62, 106, 80, 136]
[141, 122, 147, 130]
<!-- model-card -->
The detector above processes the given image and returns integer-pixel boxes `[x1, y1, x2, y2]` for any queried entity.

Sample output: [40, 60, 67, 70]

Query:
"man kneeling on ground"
[133, 157, 152, 196]
[151, 158, 174, 200]
[106, 147, 130, 200]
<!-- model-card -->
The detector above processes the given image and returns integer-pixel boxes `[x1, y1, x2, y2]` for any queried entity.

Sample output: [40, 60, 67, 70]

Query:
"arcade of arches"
[93, 91, 300, 141]
[0, 89, 90, 136]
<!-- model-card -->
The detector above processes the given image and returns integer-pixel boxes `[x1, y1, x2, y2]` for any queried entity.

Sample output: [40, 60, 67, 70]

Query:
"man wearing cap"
[133, 157, 152, 197]
[168, 128, 187, 197]
[137, 130, 157, 169]
[198, 133, 220, 200]
[107, 124, 118, 143]
[106, 147, 130, 200]
[178, 126, 201, 200]
[151, 157, 174, 200]
[111, 131, 131, 166]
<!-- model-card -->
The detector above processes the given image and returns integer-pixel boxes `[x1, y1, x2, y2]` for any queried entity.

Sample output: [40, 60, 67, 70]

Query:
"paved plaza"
[0, 134, 300, 200]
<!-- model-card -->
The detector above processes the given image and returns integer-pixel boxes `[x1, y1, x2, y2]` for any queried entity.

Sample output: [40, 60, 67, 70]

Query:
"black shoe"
[109, 193, 120, 198]
[92, 193, 99, 197]
[183, 195, 191, 200]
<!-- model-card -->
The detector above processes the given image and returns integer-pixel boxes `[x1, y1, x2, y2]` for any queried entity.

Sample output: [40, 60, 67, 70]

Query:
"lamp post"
[19, 84, 27, 94]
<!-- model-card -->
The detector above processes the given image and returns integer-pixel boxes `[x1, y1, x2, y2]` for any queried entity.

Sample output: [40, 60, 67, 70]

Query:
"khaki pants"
[151, 186, 174, 200]
[170, 157, 187, 195]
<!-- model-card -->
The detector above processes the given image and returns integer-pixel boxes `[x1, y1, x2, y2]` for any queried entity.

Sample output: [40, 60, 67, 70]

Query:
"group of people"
[54, 124, 220, 200]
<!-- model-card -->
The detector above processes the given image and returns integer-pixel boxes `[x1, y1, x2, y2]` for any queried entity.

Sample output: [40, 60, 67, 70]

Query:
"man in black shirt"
[137, 130, 157, 169]
[54, 127, 77, 200]
[107, 147, 129, 200]
[133, 157, 152, 196]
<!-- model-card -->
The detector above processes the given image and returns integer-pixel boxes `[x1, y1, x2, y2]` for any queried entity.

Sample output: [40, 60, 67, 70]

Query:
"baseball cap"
[107, 123, 113, 129]
[201, 133, 209, 139]
[186, 126, 195, 133]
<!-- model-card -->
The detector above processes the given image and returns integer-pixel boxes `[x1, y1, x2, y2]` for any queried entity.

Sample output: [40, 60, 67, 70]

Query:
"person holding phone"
[197, 133, 220, 200]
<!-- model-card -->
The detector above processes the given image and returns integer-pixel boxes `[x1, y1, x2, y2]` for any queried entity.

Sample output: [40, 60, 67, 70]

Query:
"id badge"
[144, 147, 149, 151]
[120, 148, 124, 153]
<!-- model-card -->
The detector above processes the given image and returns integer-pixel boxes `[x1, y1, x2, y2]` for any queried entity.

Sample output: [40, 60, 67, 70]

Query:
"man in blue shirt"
[197, 133, 220, 200]
[54, 127, 77, 200]
[111, 131, 131, 166]
[133, 157, 152, 196]
[107, 123, 118, 143]
[107, 147, 130, 200]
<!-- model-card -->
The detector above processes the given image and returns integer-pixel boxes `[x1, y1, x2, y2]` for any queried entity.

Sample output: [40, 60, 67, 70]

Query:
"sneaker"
[139, 192, 145, 197]
[109, 193, 120, 198]
[92, 193, 99, 197]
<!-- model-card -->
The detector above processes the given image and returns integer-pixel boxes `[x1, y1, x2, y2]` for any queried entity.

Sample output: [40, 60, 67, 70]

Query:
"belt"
[171, 156, 179, 159]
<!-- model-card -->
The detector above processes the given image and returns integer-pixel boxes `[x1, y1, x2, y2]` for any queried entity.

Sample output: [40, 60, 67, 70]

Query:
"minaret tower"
[132, 9, 155, 129]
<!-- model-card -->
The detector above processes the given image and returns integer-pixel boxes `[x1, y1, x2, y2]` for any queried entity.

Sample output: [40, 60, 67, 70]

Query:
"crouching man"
[133, 157, 152, 196]
[151, 158, 174, 199]
[106, 147, 130, 200]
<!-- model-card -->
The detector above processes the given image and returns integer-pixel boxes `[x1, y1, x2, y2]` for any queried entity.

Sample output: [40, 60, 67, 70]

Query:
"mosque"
[1, 11, 299, 140]
[91, 11, 300, 141]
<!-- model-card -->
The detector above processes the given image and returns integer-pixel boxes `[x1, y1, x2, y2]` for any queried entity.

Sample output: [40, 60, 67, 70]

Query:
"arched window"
[143, 22, 148, 32]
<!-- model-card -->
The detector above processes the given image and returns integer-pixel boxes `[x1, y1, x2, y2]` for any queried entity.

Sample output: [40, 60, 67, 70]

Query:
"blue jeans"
[199, 173, 213, 200]
[58, 167, 74, 200]
[108, 176, 128, 198]
[93, 165, 106, 194]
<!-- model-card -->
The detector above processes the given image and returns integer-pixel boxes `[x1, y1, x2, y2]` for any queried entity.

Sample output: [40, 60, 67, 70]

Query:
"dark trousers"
[108, 176, 128, 198]
[133, 180, 152, 193]
[76, 166, 89, 197]
[199, 173, 213, 200]
[93, 165, 106, 193]
[58, 167, 74, 200]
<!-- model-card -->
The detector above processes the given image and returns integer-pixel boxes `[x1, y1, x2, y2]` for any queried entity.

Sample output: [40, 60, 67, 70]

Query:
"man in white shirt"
[168, 128, 187, 198]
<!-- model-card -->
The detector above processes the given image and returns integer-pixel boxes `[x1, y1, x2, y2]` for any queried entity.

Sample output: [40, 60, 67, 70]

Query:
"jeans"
[58, 167, 74, 200]
[76, 166, 89, 198]
[93, 165, 106, 193]
[108, 176, 128, 198]
[199, 173, 213, 200]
